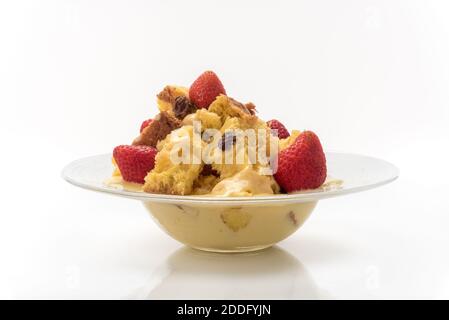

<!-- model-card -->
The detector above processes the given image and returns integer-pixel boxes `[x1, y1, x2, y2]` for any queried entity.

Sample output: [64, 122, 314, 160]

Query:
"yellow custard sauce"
[104, 176, 342, 252]
[144, 201, 317, 252]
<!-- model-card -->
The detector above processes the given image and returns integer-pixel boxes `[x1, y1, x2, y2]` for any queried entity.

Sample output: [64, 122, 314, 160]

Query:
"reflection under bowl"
[130, 246, 321, 299]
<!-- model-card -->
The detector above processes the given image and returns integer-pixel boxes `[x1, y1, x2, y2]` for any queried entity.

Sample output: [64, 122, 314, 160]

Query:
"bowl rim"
[62, 152, 399, 205]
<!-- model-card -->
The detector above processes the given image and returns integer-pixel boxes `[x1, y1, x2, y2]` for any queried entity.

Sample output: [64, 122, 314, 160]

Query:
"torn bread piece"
[133, 112, 181, 147]
[143, 125, 204, 195]
[156, 85, 189, 114]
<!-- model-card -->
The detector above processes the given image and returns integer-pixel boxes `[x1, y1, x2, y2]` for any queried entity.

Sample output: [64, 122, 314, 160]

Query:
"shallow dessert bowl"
[62, 152, 398, 253]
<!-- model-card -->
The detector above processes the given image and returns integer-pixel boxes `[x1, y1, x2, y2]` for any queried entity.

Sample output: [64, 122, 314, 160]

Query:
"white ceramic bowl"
[62, 152, 398, 252]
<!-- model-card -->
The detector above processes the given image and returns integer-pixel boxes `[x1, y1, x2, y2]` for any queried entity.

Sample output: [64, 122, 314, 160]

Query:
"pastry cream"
[209, 166, 276, 197]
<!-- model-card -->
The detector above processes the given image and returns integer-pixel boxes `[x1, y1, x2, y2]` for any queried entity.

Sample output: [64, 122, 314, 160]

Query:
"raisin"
[201, 164, 219, 177]
[202, 130, 214, 143]
[173, 96, 196, 119]
[220, 132, 237, 151]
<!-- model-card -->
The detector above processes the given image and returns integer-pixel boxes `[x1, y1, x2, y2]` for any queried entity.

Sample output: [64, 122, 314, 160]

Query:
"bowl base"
[189, 244, 274, 253]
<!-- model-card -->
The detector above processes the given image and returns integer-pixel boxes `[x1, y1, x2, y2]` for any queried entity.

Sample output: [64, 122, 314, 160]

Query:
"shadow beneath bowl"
[127, 246, 328, 299]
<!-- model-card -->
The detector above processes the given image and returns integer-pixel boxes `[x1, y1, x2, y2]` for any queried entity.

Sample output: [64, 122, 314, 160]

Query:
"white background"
[1, 0, 448, 299]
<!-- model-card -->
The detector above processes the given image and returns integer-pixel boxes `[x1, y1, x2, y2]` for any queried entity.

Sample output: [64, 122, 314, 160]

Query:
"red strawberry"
[274, 131, 326, 192]
[267, 119, 290, 139]
[113, 145, 157, 183]
[140, 119, 153, 133]
[189, 71, 226, 109]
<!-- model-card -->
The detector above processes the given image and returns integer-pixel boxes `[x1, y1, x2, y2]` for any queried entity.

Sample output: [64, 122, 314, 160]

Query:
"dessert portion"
[110, 70, 328, 196]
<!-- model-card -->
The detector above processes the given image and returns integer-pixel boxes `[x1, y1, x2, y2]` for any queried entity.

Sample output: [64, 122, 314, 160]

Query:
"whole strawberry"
[113, 145, 157, 183]
[189, 71, 226, 109]
[267, 119, 290, 139]
[274, 131, 326, 192]
[140, 119, 153, 133]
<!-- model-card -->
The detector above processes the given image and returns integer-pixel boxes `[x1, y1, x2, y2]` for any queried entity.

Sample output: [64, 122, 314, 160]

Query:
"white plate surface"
[62, 152, 398, 205]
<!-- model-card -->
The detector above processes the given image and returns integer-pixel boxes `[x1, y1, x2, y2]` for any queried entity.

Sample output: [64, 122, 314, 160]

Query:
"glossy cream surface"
[209, 166, 275, 196]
